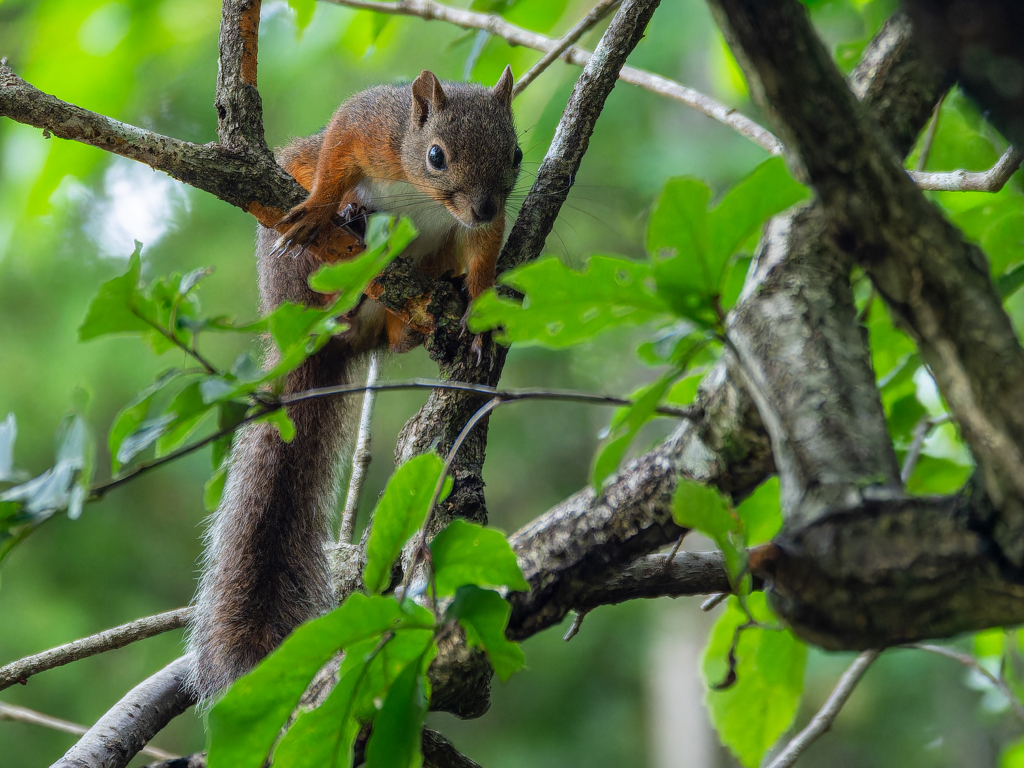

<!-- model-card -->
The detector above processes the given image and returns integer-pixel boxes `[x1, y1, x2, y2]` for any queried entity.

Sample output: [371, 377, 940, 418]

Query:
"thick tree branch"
[707, 0, 1024, 566]
[52, 657, 194, 768]
[215, 0, 267, 150]
[0, 64, 302, 227]
[0, 608, 189, 693]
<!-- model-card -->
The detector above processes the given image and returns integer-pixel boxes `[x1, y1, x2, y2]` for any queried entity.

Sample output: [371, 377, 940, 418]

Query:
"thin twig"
[915, 92, 946, 172]
[340, 350, 381, 544]
[512, 0, 622, 96]
[900, 416, 932, 484]
[322, 0, 783, 155]
[0, 702, 177, 761]
[285, 378, 703, 420]
[766, 650, 880, 768]
[701, 592, 728, 611]
[0, 608, 190, 692]
[907, 643, 1024, 726]
[562, 611, 586, 641]
[910, 145, 1022, 192]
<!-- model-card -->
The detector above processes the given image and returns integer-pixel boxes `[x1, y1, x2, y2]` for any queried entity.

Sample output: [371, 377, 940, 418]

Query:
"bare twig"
[52, 656, 195, 768]
[512, 0, 622, 96]
[285, 378, 702, 420]
[907, 643, 1024, 726]
[915, 92, 946, 172]
[766, 650, 880, 768]
[701, 592, 728, 611]
[0, 703, 177, 761]
[0, 64, 301, 228]
[909, 145, 1022, 192]
[900, 416, 933, 484]
[562, 611, 587, 641]
[0, 608, 190, 693]
[323, 0, 783, 156]
[340, 350, 381, 544]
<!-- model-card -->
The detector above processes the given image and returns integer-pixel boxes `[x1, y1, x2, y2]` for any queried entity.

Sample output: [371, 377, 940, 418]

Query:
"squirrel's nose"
[471, 198, 498, 224]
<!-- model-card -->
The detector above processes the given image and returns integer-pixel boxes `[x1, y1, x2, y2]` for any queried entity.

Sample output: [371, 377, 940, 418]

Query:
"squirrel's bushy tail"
[186, 226, 357, 700]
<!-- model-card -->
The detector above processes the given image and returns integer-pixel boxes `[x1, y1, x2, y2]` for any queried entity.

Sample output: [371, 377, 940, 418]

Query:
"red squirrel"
[186, 67, 521, 698]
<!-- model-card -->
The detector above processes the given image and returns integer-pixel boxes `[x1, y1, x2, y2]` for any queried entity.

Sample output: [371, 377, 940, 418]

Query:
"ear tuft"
[411, 70, 448, 127]
[493, 65, 514, 107]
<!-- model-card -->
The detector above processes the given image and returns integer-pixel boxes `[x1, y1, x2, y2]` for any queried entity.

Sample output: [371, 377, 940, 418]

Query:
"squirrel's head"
[402, 67, 521, 229]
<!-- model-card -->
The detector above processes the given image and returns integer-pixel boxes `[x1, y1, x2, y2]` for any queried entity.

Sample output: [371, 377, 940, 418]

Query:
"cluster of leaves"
[672, 475, 808, 767]
[0, 215, 416, 564]
[469, 156, 808, 489]
[206, 452, 530, 768]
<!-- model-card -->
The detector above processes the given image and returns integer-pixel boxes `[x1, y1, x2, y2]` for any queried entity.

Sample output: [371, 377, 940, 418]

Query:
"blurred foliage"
[2, 0, 1024, 765]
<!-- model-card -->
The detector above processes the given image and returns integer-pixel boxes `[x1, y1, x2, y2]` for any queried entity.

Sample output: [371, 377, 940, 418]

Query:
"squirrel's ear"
[411, 70, 448, 127]
[493, 65, 514, 107]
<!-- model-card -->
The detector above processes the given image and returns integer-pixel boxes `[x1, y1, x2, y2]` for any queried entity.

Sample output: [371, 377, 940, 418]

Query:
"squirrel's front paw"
[272, 205, 326, 257]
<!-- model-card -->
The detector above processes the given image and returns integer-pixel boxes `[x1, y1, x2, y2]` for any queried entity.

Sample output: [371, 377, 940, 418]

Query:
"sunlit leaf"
[702, 594, 807, 768]
[735, 476, 782, 546]
[0, 413, 27, 484]
[672, 478, 746, 584]
[468, 255, 667, 348]
[155, 382, 216, 457]
[78, 243, 154, 341]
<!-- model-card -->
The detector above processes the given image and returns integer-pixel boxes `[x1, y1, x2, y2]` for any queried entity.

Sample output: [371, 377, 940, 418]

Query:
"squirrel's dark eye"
[428, 145, 446, 170]
[513, 146, 523, 167]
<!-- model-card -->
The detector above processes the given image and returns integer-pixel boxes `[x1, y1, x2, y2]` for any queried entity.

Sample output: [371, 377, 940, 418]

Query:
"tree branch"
[511, 0, 621, 97]
[215, 0, 267, 150]
[909, 145, 1022, 191]
[323, 0, 783, 156]
[707, 0, 1024, 561]
[765, 650, 879, 768]
[52, 657, 195, 768]
[0, 608, 190, 693]
[0, 64, 302, 228]
[0, 703, 177, 761]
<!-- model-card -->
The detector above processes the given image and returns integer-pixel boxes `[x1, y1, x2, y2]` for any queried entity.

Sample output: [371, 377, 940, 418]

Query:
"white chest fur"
[353, 178, 457, 262]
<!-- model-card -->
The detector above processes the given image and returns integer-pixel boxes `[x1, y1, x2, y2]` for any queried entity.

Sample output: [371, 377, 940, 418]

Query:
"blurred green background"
[1, 0, 1023, 765]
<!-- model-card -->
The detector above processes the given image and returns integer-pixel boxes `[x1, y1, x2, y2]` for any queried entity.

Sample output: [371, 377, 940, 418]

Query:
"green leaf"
[707, 157, 808, 269]
[207, 594, 435, 768]
[258, 409, 296, 443]
[364, 454, 450, 595]
[672, 478, 745, 583]
[288, 0, 316, 29]
[78, 244, 154, 341]
[886, 393, 927, 445]
[998, 262, 1024, 299]
[735, 477, 782, 546]
[429, 519, 529, 597]
[468, 255, 667, 348]
[309, 216, 417, 310]
[905, 455, 973, 496]
[702, 594, 807, 768]
[155, 382, 216, 457]
[1001, 736, 1024, 768]
[591, 372, 677, 491]
[108, 370, 182, 473]
[274, 628, 434, 768]
[364, 649, 433, 768]
[446, 585, 526, 681]
[974, 627, 1005, 659]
